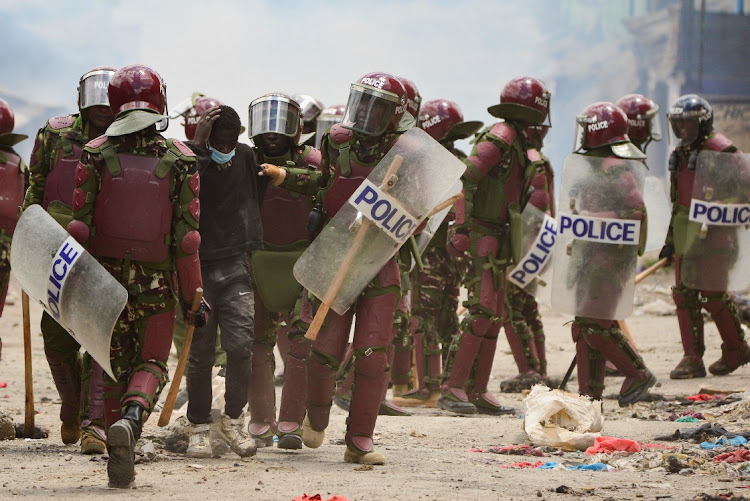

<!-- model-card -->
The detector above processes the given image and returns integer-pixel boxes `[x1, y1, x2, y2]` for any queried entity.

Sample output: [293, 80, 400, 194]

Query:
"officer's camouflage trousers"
[410, 247, 466, 391]
[101, 262, 177, 428]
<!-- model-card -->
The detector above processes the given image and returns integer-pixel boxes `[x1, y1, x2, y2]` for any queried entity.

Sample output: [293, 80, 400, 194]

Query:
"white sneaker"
[219, 414, 257, 458]
[186, 423, 212, 458]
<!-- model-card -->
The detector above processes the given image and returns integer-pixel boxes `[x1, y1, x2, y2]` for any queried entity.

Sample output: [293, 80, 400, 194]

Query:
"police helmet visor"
[79, 71, 113, 110]
[315, 113, 342, 149]
[294, 95, 324, 123]
[249, 96, 300, 138]
[572, 115, 592, 152]
[341, 84, 398, 136]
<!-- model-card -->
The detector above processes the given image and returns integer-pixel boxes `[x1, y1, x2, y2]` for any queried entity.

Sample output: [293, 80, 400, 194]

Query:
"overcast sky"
[1, 0, 639, 168]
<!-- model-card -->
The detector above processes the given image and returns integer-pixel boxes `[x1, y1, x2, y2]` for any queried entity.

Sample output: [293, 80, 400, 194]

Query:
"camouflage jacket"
[71, 131, 199, 298]
[23, 114, 90, 209]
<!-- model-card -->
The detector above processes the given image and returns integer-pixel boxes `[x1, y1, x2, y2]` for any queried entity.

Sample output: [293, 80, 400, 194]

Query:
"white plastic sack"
[522, 384, 604, 451]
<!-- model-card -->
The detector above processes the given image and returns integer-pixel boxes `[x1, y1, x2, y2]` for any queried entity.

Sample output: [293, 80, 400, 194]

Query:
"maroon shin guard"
[45, 346, 81, 423]
[249, 343, 276, 429]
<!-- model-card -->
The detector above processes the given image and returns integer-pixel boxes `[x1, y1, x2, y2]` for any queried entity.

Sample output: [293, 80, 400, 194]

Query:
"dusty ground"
[1, 263, 750, 501]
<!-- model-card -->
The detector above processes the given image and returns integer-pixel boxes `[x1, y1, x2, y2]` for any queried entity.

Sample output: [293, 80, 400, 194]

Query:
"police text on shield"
[349, 179, 417, 245]
[47, 236, 84, 321]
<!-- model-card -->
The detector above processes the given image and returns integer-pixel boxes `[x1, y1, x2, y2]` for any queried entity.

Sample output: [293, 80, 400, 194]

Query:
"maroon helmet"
[315, 104, 345, 148]
[419, 99, 483, 143]
[574, 102, 644, 159]
[615, 94, 662, 149]
[184, 96, 223, 140]
[108, 64, 167, 116]
[488, 76, 551, 126]
[0, 98, 28, 146]
[78, 66, 116, 111]
[106, 64, 168, 135]
[0, 98, 14, 136]
[340, 71, 407, 136]
[397, 77, 421, 125]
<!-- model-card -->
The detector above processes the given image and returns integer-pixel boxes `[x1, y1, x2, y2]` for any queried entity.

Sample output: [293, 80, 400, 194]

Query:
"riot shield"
[643, 175, 671, 252]
[506, 205, 556, 306]
[11, 205, 127, 379]
[681, 150, 750, 291]
[414, 180, 463, 255]
[550, 154, 646, 320]
[294, 127, 466, 314]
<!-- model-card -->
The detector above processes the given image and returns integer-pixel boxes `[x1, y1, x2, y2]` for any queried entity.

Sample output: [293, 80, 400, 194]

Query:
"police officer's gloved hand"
[447, 230, 470, 258]
[658, 243, 674, 265]
[184, 298, 211, 328]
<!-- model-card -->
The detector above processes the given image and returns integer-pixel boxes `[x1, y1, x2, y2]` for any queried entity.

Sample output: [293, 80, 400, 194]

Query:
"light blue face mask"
[209, 146, 236, 164]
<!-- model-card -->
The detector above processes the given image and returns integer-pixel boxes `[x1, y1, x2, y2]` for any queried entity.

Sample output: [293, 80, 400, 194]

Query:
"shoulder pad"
[85, 135, 110, 150]
[705, 133, 734, 152]
[526, 148, 541, 163]
[48, 115, 76, 131]
[300, 146, 323, 169]
[488, 122, 517, 146]
[329, 124, 353, 146]
[171, 138, 196, 158]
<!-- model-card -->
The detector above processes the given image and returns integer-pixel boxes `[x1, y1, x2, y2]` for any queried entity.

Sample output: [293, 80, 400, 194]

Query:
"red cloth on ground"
[686, 394, 716, 401]
[713, 448, 750, 463]
[585, 436, 641, 455]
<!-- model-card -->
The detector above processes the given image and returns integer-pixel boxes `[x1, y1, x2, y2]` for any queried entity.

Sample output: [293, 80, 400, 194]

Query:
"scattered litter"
[523, 385, 603, 451]
[686, 394, 717, 402]
[293, 495, 350, 501]
[585, 436, 641, 455]
[701, 436, 747, 450]
[488, 444, 548, 457]
[713, 448, 750, 464]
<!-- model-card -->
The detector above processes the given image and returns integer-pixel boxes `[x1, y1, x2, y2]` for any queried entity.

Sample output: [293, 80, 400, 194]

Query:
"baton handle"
[635, 257, 669, 285]
[158, 288, 203, 427]
[22, 291, 35, 437]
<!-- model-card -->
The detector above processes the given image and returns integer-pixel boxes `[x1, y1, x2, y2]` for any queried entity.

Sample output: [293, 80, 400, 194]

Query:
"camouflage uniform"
[667, 132, 749, 378]
[438, 121, 529, 416]
[570, 148, 653, 403]
[501, 147, 554, 388]
[0, 142, 26, 360]
[275, 125, 402, 460]
[70, 131, 199, 428]
[395, 144, 470, 406]
[248, 143, 322, 446]
[22, 114, 106, 445]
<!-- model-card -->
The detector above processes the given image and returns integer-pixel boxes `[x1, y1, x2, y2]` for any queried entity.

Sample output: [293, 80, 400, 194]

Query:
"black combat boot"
[107, 405, 142, 488]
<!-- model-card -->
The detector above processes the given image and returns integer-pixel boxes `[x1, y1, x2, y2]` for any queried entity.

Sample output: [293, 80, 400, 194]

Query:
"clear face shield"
[293, 94, 324, 123]
[79, 70, 114, 110]
[573, 115, 594, 152]
[155, 90, 169, 132]
[249, 96, 300, 138]
[315, 111, 343, 149]
[340, 84, 398, 136]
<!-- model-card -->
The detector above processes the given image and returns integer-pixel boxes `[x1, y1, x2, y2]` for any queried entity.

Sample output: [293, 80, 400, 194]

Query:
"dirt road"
[1, 269, 749, 500]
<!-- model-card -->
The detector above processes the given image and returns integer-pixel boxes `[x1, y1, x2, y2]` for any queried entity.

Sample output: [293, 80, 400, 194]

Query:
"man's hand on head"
[194, 105, 221, 148]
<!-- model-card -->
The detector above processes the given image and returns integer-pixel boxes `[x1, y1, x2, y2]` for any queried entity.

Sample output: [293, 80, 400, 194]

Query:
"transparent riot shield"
[294, 127, 466, 314]
[643, 175, 671, 252]
[680, 150, 750, 291]
[550, 154, 646, 320]
[11, 205, 127, 379]
[506, 205, 556, 306]
[414, 180, 463, 255]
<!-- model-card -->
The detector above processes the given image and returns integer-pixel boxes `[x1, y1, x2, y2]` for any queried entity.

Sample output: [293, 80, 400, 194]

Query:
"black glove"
[658, 243, 674, 264]
[183, 298, 211, 328]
